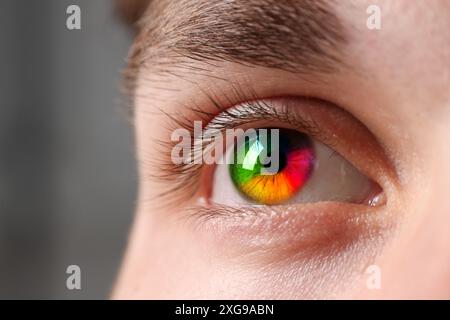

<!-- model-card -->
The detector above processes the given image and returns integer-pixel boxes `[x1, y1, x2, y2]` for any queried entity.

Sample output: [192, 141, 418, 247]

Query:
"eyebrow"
[127, 0, 349, 89]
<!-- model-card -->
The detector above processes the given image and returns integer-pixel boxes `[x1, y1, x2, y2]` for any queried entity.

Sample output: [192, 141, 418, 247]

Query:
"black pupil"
[261, 150, 287, 173]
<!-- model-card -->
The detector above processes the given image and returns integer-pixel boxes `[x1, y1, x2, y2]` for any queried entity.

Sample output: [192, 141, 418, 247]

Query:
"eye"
[212, 127, 378, 206]
[158, 96, 389, 210]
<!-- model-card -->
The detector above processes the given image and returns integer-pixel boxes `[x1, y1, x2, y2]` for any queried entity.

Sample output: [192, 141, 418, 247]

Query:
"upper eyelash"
[146, 85, 332, 206]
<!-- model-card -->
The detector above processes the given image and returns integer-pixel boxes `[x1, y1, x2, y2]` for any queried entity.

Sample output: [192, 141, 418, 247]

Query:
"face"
[113, 0, 450, 299]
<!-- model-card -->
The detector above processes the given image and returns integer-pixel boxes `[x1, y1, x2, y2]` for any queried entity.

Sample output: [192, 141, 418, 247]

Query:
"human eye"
[211, 100, 382, 207]
[159, 94, 392, 210]
[149, 86, 398, 265]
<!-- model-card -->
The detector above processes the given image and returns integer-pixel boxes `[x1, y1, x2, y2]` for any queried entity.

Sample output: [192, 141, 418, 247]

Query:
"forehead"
[343, 0, 450, 108]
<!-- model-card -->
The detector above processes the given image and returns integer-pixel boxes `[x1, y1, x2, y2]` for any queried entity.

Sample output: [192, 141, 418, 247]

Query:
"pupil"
[261, 150, 287, 173]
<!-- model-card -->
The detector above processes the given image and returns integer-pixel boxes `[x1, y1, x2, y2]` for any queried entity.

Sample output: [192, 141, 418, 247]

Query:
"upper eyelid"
[207, 99, 323, 135]
[169, 97, 334, 148]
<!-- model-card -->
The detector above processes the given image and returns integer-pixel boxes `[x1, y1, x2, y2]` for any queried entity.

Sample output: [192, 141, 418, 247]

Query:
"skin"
[113, 0, 450, 299]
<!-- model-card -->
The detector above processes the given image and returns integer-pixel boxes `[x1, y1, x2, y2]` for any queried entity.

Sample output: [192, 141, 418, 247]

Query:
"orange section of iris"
[239, 148, 313, 205]
[240, 172, 297, 205]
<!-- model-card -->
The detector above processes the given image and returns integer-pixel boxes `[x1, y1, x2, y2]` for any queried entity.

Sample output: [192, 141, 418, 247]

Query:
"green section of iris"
[229, 130, 275, 186]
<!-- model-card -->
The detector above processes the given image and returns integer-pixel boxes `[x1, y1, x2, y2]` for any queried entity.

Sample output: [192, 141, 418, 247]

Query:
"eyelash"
[151, 87, 339, 205]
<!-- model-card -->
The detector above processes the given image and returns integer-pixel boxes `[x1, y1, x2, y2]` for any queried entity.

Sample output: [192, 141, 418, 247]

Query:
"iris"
[229, 128, 315, 205]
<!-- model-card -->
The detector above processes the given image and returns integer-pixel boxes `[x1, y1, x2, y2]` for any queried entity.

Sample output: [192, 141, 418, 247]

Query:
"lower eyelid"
[185, 202, 391, 261]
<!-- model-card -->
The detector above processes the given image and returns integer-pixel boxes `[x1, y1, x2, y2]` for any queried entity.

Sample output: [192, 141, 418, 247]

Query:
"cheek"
[114, 201, 384, 299]
[112, 210, 213, 298]
[113, 208, 267, 299]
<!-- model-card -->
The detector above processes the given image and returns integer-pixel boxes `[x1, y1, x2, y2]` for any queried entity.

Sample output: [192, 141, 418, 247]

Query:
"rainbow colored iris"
[229, 129, 315, 205]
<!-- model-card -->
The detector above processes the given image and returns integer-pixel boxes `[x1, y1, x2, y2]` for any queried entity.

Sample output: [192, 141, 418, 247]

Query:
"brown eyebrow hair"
[119, 0, 348, 95]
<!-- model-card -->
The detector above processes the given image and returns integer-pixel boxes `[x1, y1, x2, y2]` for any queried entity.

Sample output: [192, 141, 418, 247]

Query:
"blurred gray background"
[0, 0, 136, 299]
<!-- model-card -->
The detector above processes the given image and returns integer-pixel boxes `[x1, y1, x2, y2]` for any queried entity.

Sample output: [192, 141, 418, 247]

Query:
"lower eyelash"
[181, 201, 384, 234]
[183, 203, 283, 225]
